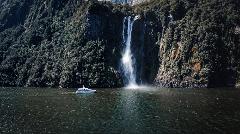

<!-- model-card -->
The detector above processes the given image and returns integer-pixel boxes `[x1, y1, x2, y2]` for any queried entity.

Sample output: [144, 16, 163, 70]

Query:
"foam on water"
[125, 84, 155, 91]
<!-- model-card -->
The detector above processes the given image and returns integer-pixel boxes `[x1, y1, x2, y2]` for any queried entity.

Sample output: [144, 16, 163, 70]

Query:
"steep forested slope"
[0, 0, 125, 88]
[0, 0, 239, 88]
[134, 0, 240, 87]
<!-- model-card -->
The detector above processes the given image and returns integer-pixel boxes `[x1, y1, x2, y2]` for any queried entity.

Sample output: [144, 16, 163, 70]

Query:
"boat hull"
[75, 90, 96, 94]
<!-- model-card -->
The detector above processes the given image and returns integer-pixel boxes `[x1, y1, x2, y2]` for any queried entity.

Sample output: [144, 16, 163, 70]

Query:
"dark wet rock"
[130, 12, 162, 85]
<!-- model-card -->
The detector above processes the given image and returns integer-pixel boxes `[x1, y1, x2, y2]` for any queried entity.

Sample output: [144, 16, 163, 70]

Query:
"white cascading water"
[121, 16, 138, 88]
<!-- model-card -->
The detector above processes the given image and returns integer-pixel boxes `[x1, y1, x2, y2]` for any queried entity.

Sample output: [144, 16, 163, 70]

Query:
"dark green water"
[1, 87, 240, 134]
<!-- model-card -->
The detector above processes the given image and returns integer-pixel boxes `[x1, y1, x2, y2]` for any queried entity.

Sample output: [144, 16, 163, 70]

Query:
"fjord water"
[1, 87, 240, 133]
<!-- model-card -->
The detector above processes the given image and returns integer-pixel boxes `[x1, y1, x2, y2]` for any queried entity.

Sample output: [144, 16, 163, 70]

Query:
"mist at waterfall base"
[120, 16, 147, 90]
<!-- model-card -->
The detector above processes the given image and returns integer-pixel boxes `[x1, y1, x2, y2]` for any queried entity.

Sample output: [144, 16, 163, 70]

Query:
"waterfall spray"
[121, 16, 139, 88]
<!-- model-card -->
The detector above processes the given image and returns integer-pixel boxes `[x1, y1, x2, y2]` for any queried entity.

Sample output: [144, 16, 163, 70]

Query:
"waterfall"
[121, 16, 138, 88]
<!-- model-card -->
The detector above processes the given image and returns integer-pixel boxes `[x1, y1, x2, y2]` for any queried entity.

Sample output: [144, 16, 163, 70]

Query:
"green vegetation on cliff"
[0, 0, 124, 88]
[133, 0, 240, 87]
[0, 0, 239, 88]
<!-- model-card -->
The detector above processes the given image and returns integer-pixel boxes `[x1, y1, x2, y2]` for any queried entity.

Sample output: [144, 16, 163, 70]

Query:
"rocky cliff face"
[130, 13, 162, 84]
[143, 0, 240, 88]
[0, 0, 239, 88]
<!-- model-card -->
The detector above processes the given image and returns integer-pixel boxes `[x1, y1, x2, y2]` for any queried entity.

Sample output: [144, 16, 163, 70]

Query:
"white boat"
[75, 85, 96, 94]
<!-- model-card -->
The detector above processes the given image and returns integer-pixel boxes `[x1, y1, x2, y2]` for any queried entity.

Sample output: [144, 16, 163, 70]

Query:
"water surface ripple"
[0, 87, 240, 134]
